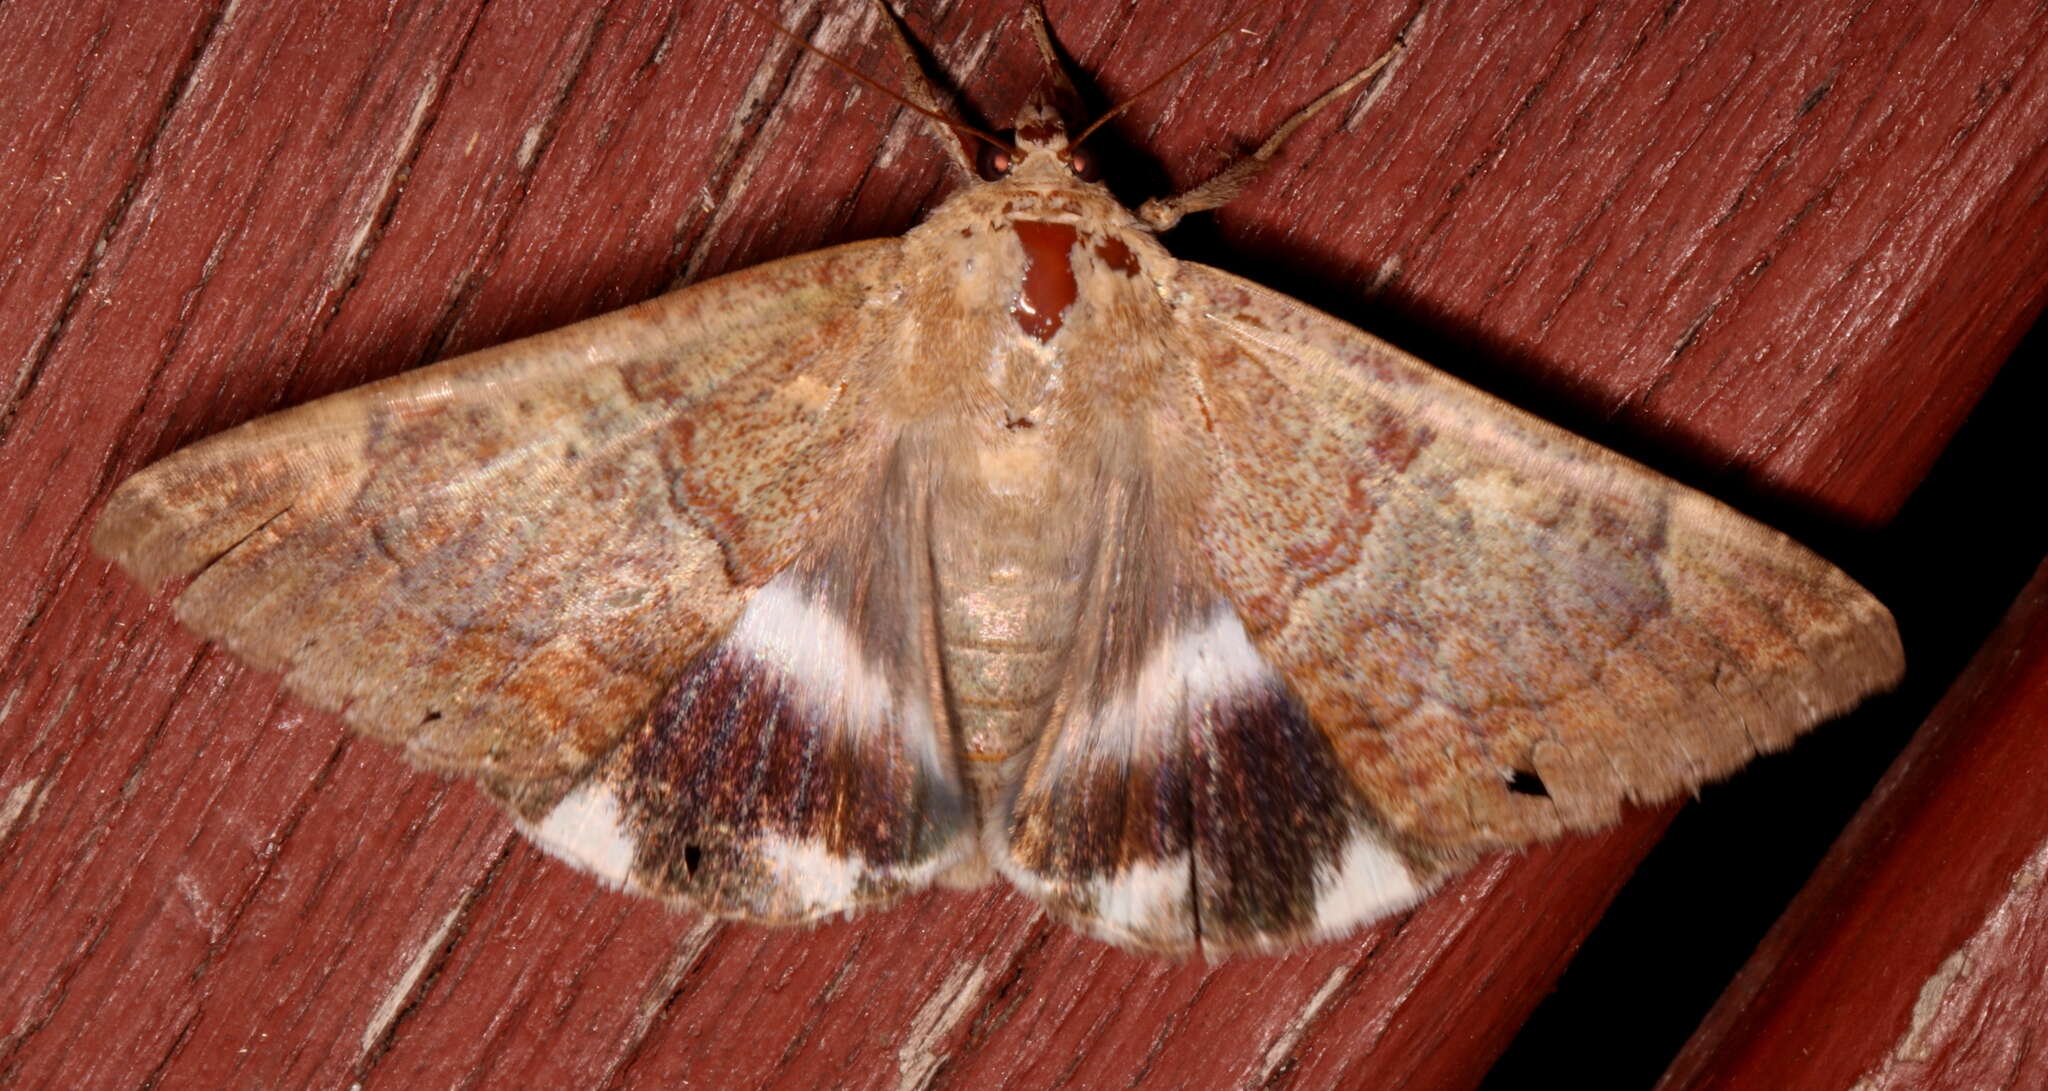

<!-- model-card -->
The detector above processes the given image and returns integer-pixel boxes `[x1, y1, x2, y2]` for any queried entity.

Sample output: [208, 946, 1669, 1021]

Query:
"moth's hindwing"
[997, 597, 1432, 956]
[521, 445, 972, 919]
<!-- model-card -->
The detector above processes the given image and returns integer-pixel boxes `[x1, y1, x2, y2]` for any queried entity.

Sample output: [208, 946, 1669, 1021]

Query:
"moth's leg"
[869, 0, 976, 179]
[1138, 42, 1404, 232]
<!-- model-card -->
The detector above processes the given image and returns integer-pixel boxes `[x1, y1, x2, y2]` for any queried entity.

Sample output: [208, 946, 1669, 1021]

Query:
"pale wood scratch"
[1254, 965, 1348, 1084]
[515, 117, 548, 170]
[873, 19, 1000, 174]
[330, 74, 440, 292]
[1342, 0, 1431, 130]
[629, 921, 719, 1046]
[894, 960, 991, 1091]
[671, 36, 804, 287]
[0, 776, 46, 842]
[357, 898, 467, 1059]
[172, 872, 229, 940]
[678, 0, 885, 287]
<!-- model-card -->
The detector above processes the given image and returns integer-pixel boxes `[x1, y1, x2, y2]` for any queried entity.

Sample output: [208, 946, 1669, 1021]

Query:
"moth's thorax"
[887, 153, 1200, 814]
[899, 171, 1173, 422]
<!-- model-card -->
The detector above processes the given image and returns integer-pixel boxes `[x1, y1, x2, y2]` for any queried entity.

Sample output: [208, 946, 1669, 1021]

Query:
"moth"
[93, 3, 1903, 957]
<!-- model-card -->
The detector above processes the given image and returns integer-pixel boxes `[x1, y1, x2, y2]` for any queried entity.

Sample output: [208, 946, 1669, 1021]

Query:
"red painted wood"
[2, 0, 2044, 1087]
[1661, 557, 2048, 1090]
[0, 3, 216, 411]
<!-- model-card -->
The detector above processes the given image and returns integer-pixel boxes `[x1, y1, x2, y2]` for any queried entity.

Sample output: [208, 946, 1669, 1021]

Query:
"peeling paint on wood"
[0, 777, 45, 841]
[1849, 839, 2047, 1089]
[895, 960, 992, 1090]
[360, 898, 468, 1059]
[1254, 965, 1348, 1084]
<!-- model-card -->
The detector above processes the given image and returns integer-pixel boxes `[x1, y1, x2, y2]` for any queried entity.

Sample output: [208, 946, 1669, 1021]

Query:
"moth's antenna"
[1068, 20, 1238, 150]
[737, 2, 1015, 156]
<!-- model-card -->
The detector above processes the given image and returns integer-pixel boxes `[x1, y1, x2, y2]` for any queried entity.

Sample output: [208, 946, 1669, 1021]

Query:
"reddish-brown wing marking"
[1169, 265, 1904, 865]
[95, 241, 908, 807]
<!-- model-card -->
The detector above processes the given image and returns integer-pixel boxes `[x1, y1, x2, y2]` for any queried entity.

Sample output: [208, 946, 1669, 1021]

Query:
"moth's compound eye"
[1067, 148, 1101, 182]
[977, 140, 1015, 181]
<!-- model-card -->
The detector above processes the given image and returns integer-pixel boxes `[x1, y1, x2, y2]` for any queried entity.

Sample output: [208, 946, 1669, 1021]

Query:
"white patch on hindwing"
[522, 789, 976, 914]
[520, 782, 639, 889]
[1072, 604, 1276, 764]
[723, 573, 947, 782]
[755, 834, 864, 913]
[994, 837, 1196, 950]
[1308, 826, 1431, 939]
[1003, 598, 1433, 949]
[749, 833, 972, 916]
[1084, 854, 1195, 946]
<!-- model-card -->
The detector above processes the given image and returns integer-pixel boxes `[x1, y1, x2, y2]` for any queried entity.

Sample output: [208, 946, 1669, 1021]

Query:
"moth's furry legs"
[1137, 41, 1406, 231]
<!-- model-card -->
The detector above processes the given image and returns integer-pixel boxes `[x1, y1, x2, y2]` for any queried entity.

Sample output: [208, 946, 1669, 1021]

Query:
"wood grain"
[1660, 557, 2048, 1090]
[3, 0, 2044, 1086]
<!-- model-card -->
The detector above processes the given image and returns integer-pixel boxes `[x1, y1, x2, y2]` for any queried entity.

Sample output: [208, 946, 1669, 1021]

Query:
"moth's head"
[977, 94, 1102, 185]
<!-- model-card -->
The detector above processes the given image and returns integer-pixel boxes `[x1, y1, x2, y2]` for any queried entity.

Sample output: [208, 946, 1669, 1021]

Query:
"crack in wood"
[593, 918, 721, 1091]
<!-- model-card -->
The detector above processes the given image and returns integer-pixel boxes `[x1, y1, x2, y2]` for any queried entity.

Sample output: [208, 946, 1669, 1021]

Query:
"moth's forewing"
[1172, 266, 1902, 856]
[94, 240, 902, 797]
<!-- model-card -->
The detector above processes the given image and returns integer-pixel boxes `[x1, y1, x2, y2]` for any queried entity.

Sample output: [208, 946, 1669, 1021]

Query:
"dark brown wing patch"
[997, 598, 1432, 956]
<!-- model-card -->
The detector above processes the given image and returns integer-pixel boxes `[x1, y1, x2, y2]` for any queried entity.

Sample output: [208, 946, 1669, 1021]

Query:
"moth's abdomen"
[938, 571, 1073, 773]
[928, 436, 1090, 807]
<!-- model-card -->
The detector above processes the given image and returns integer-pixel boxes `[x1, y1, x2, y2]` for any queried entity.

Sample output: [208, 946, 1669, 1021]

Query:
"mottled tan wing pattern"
[1170, 265, 1904, 864]
[96, 241, 902, 804]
